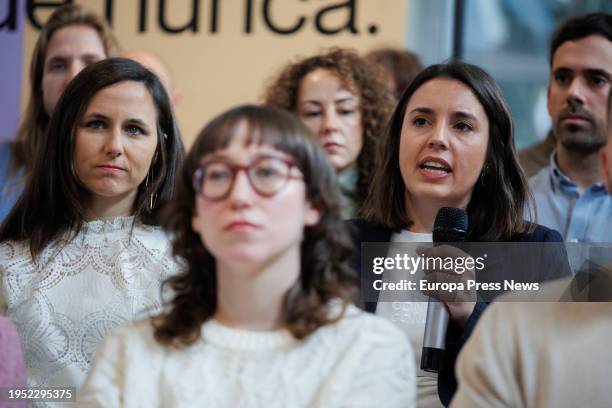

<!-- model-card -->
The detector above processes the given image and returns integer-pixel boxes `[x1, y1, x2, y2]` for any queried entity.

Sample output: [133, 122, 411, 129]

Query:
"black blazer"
[348, 218, 570, 406]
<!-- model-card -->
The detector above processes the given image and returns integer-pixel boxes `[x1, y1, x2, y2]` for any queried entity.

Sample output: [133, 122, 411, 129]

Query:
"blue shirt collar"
[548, 150, 606, 195]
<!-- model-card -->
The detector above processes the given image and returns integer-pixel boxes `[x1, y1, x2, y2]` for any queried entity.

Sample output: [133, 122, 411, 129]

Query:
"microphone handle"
[421, 298, 449, 372]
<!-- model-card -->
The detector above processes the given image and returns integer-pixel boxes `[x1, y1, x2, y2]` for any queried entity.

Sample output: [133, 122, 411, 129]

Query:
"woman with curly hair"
[263, 48, 394, 218]
[79, 105, 415, 407]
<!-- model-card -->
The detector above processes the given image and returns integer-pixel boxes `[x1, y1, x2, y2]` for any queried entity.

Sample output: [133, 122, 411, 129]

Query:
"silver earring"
[150, 192, 157, 211]
[145, 170, 157, 211]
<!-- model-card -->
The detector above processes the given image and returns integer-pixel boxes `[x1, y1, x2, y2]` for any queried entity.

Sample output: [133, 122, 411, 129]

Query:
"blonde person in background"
[79, 105, 415, 407]
[0, 58, 184, 401]
[0, 4, 120, 223]
[263, 48, 394, 218]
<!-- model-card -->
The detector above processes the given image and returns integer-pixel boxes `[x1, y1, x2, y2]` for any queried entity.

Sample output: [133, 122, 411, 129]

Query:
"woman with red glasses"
[79, 105, 416, 407]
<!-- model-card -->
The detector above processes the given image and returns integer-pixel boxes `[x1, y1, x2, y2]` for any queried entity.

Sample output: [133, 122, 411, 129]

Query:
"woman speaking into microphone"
[351, 61, 566, 407]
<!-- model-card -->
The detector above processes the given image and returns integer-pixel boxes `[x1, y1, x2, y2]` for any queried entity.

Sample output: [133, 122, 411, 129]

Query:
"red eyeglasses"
[193, 155, 304, 201]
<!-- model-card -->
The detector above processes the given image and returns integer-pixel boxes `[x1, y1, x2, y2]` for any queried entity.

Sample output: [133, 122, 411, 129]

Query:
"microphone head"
[433, 207, 468, 242]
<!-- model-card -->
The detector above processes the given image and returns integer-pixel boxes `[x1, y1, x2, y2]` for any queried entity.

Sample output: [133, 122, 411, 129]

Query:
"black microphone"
[421, 207, 468, 373]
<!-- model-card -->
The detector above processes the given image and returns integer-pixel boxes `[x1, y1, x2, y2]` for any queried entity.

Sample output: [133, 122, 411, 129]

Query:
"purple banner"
[0, 0, 24, 143]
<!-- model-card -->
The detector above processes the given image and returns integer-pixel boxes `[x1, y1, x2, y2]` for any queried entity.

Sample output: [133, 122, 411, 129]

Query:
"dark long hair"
[153, 104, 356, 348]
[0, 58, 185, 258]
[363, 62, 531, 241]
[263, 48, 394, 213]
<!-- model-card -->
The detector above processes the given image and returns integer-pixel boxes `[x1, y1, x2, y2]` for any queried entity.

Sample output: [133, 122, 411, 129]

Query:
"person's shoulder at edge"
[450, 300, 527, 408]
[453, 298, 580, 407]
[451, 291, 612, 407]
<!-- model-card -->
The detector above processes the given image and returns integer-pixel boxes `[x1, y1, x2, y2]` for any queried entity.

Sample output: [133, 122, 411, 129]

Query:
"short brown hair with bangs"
[153, 104, 357, 348]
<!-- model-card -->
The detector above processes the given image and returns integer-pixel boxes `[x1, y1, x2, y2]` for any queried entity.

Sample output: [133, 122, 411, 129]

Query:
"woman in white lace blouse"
[0, 58, 184, 394]
[78, 105, 415, 407]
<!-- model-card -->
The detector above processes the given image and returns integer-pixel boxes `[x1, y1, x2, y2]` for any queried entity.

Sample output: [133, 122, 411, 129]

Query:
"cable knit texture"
[78, 305, 416, 407]
[0, 217, 177, 406]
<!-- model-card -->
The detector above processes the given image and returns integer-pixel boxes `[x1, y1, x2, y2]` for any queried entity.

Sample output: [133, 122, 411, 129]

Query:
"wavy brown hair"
[153, 104, 357, 348]
[11, 3, 120, 178]
[262, 48, 394, 214]
[363, 62, 532, 241]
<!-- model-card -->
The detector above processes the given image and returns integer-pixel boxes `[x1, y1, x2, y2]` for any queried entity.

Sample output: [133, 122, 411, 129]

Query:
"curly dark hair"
[262, 48, 394, 214]
[153, 104, 357, 348]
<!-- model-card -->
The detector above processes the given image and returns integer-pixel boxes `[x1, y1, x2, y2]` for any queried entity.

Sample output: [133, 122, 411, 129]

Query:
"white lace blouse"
[0, 217, 177, 397]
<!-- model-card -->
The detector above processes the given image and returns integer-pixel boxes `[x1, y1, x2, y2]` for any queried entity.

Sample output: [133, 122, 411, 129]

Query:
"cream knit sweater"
[78, 305, 416, 407]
